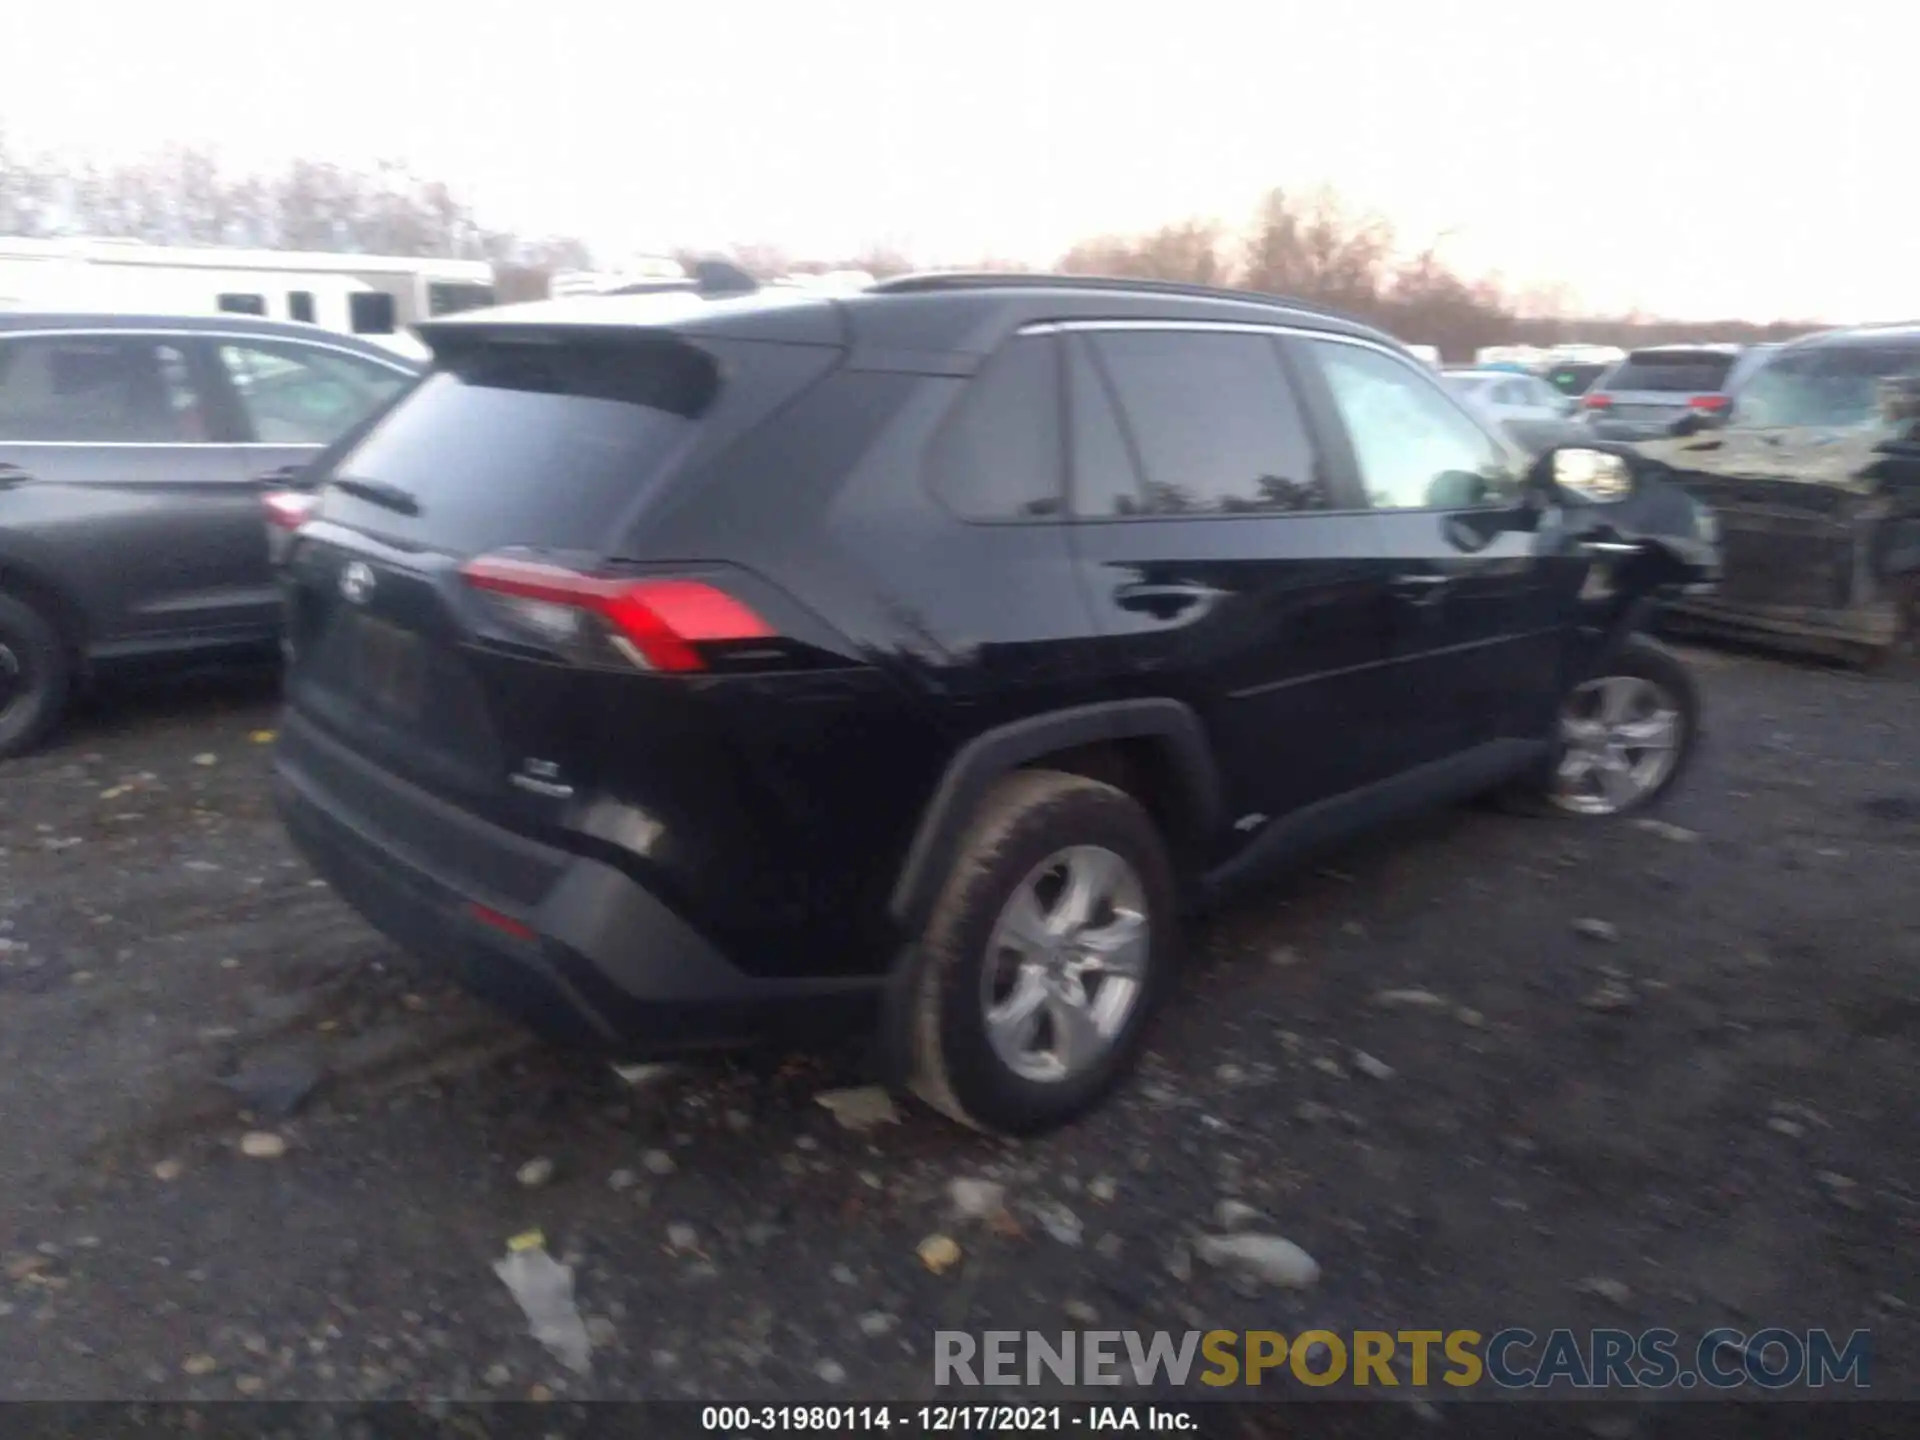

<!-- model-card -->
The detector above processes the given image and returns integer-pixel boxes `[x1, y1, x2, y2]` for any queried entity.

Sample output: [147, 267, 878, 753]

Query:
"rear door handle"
[1114, 582, 1221, 618]
[1580, 539, 1641, 555]
[0, 463, 36, 489]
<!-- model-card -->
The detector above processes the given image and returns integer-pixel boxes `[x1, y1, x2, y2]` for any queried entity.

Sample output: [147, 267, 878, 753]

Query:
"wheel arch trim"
[0, 543, 90, 658]
[887, 698, 1223, 935]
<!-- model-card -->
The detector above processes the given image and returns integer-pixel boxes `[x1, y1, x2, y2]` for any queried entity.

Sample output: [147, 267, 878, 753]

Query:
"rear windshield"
[1605, 351, 1738, 393]
[318, 338, 718, 554]
[1734, 342, 1920, 430]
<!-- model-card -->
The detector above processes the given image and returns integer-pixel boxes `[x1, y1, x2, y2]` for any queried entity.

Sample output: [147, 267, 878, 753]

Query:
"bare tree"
[1062, 219, 1229, 285]
[0, 130, 1834, 341]
[1242, 187, 1394, 316]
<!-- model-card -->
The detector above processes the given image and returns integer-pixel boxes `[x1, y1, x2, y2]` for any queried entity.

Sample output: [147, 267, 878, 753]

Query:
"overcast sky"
[6, 0, 1909, 321]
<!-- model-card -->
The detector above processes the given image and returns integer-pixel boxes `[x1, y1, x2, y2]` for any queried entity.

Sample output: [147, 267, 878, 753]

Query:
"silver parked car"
[1442, 368, 1584, 454]
[1443, 368, 1577, 423]
[1578, 344, 1774, 441]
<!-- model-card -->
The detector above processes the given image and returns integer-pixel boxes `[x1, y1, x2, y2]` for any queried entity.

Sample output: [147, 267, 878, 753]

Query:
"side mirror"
[1532, 444, 1637, 505]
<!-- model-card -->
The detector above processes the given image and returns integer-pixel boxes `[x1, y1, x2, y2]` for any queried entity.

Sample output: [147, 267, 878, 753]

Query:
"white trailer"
[0, 237, 497, 359]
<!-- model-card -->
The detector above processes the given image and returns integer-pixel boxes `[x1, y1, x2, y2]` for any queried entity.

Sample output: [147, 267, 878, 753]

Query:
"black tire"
[1507, 632, 1701, 818]
[902, 769, 1177, 1136]
[0, 590, 71, 761]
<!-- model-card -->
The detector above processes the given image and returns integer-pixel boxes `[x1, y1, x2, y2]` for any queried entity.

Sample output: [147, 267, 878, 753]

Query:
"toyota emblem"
[340, 561, 376, 605]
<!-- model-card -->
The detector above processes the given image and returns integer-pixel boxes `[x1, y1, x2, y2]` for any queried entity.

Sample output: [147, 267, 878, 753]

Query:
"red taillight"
[1581, 393, 1613, 410]
[1688, 394, 1730, 412]
[263, 490, 317, 531]
[468, 902, 536, 941]
[459, 554, 775, 673]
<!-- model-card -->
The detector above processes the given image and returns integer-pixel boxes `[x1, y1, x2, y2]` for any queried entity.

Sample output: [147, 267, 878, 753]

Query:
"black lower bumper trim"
[273, 730, 881, 1057]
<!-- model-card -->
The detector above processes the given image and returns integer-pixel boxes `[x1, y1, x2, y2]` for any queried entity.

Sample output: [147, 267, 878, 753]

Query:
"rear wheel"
[902, 770, 1176, 1136]
[0, 590, 70, 761]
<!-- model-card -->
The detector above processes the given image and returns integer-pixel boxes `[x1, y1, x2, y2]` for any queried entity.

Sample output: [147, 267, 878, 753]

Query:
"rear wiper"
[330, 476, 421, 517]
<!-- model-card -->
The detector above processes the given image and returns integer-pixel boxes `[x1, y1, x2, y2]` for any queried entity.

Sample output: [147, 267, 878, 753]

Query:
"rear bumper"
[1587, 417, 1685, 442]
[272, 714, 882, 1055]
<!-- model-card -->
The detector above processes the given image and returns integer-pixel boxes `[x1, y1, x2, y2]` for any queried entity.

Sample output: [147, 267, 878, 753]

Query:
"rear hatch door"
[280, 314, 844, 820]
[1591, 349, 1738, 433]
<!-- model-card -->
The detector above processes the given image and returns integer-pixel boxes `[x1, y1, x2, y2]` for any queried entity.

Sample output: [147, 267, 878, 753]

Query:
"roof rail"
[867, 270, 1357, 321]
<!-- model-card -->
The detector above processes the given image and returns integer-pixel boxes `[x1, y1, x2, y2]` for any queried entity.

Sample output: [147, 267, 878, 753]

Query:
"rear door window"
[0, 333, 210, 443]
[925, 334, 1063, 520]
[319, 338, 721, 554]
[1082, 329, 1328, 514]
[1606, 351, 1737, 393]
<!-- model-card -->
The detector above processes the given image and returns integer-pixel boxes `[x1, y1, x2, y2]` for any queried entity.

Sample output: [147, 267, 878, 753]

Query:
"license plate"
[351, 614, 425, 721]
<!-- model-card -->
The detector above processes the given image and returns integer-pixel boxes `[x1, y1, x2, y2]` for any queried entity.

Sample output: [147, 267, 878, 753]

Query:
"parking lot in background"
[0, 645, 1913, 1400]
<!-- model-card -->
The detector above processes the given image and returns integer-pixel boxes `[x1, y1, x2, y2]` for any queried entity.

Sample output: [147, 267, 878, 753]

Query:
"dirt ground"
[0, 644, 1913, 1409]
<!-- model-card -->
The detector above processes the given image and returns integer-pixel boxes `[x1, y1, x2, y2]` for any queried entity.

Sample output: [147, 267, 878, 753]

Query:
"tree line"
[0, 133, 590, 303]
[0, 134, 1822, 356]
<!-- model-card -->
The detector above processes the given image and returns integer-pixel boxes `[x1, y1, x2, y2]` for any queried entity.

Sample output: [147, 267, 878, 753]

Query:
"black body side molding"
[1200, 738, 1549, 907]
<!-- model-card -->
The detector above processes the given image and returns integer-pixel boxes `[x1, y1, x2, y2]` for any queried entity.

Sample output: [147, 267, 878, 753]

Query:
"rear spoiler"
[416, 291, 847, 353]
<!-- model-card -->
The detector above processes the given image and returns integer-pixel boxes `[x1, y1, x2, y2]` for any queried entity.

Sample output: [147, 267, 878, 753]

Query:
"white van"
[0, 237, 497, 360]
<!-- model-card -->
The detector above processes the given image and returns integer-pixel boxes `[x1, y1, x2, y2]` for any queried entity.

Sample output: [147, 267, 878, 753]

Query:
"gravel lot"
[0, 645, 1914, 1406]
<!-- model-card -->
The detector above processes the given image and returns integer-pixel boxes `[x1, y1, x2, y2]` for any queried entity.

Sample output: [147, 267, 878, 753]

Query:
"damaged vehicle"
[1642, 324, 1920, 667]
[268, 272, 1720, 1134]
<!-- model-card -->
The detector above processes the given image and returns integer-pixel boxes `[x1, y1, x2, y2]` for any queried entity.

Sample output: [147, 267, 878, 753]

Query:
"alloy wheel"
[979, 845, 1150, 1084]
[1551, 673, 1684, 815]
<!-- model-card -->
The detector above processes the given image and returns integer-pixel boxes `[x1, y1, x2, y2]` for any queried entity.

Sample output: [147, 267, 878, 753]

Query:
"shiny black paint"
[274, 282, 1719, 1055]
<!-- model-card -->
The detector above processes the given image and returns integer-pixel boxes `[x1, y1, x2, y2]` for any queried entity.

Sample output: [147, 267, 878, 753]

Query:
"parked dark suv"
[271, 274, 1720, 1134]
[0, 313, 420, 755]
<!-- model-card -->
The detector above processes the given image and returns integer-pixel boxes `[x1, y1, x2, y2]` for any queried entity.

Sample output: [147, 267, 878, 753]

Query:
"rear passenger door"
[0, 328, 266, 649]
[1061, 323, 1399, 832]
[1292, 335, 1567, 767]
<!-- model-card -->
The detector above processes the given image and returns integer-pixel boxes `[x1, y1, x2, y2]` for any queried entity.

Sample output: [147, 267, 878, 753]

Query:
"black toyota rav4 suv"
[272, 274, 1720, 1135]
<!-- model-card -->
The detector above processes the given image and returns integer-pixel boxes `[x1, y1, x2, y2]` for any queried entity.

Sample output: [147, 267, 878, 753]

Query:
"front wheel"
[1535, 633, 1700, 817]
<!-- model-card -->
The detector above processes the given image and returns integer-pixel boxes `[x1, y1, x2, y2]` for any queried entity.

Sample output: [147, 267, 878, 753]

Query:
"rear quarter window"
[924, 335, 1064, 521]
